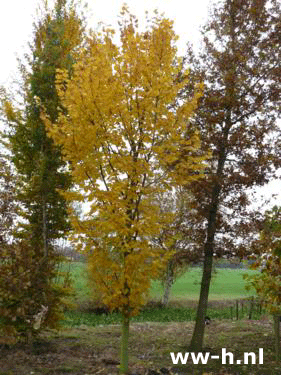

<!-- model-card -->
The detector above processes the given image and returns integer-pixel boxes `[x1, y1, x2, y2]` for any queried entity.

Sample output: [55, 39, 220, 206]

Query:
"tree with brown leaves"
[183, 0, 281, 351]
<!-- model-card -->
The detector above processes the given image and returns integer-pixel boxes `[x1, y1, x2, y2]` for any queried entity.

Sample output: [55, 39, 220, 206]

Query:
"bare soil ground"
[0, 318, 280, 375]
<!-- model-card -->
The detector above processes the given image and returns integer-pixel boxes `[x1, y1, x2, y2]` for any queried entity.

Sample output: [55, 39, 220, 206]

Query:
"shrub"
[0, 241, 72, 343]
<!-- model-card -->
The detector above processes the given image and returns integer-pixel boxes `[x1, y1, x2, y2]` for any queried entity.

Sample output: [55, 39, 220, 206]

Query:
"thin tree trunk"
[120, 314, 130, 374]
[42, 196, 48, 258]
[189, 120, 229, 351]
[189, 247, 213, 351]
[273, 315, 281, 362]
[162, 260, 174, 307]
[189, 191, 218, 351]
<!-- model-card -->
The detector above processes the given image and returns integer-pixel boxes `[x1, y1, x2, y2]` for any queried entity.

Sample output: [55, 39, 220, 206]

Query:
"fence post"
[248, 297, 254, 320]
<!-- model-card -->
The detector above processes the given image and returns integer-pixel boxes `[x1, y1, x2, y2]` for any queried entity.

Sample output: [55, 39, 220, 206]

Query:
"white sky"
[0, 0, 280, 208]
[0, 0, 214, 87]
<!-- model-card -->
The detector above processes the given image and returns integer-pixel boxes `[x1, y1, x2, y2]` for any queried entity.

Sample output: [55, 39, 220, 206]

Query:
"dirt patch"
[0, 319, 279, 374]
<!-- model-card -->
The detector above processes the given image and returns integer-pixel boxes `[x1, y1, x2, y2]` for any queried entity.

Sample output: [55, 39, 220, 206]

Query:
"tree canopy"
[183, 0, 281, 351]
[0, 0, 84, 341]
[2, 0, 85, 253]
[44, 7, 207, 373]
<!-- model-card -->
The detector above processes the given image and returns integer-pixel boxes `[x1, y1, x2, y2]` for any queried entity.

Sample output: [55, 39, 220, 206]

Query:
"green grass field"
[151, 267, 256, 300]
[67, 261, 257, 303]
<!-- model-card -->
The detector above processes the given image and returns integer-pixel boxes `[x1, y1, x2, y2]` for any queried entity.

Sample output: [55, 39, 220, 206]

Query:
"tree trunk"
[120, 314, 130, 374]
[189, 125, 229, 351]
[42, 197, 48, 258]
[162, 260, 174, 307]
[273, 315, 281, 362]
[189, 247, 213, 351]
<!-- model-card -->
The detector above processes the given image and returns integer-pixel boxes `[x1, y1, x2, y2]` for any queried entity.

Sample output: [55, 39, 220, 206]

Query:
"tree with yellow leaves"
[245, 206, 281, 361]
[45, 7, 206, 374]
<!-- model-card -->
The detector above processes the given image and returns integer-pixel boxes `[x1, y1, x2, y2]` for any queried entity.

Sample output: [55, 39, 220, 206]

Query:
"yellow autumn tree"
[44, 7, 206, 374]
[245, 206, 281, 361]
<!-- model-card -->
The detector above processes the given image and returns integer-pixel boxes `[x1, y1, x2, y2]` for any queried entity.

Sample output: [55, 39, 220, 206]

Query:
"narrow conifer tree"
[7, 0, 84, 254]
[0, 0, 85, 336]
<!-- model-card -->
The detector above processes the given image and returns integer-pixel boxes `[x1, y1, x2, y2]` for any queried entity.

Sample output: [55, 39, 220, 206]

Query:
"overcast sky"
[0, 0, 215, 87]
[0, 0, 280, 208]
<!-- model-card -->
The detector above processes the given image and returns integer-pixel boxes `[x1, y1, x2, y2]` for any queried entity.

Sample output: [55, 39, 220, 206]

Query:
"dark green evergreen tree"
[0, 0, 85, 339]
[9, 0, 84, 255]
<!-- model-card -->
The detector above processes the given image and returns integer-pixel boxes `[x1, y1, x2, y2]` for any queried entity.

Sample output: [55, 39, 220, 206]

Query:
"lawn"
[62, 262, 261, 327]
[67, 261, 257, 303]
[151, 267, 257, 301]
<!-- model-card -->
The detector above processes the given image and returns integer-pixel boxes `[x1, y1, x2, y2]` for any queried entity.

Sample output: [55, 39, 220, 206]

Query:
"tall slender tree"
[44, 8, 207, 373]
[152, 188, 198, 306]
[3, 0, 84, 253]
[183, 0, 281, 351]
[0, 0, 85, 337]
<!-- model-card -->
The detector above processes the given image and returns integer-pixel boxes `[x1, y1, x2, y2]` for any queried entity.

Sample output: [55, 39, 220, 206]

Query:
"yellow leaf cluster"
[45, 9, 207, 317]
